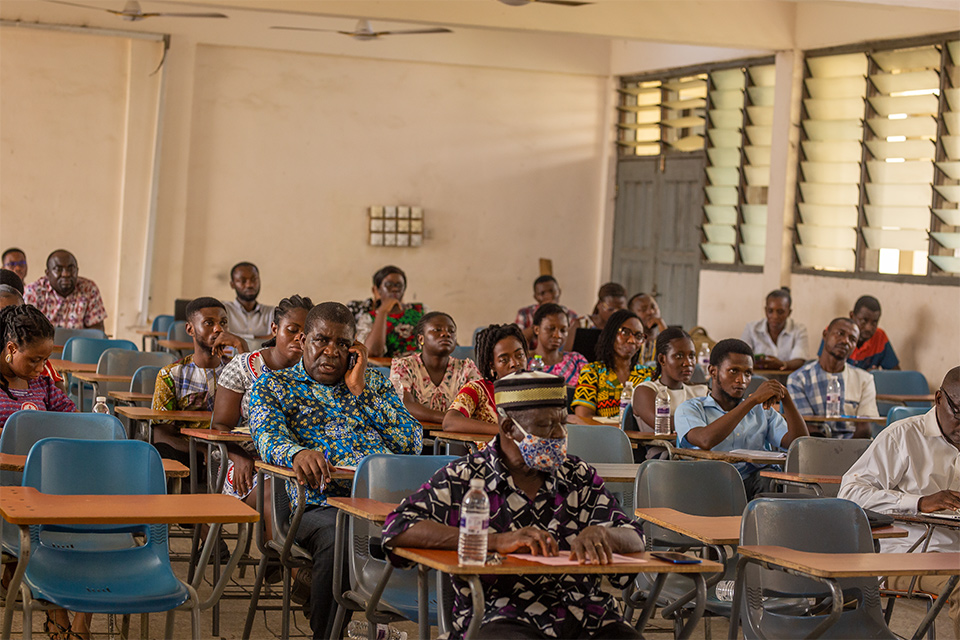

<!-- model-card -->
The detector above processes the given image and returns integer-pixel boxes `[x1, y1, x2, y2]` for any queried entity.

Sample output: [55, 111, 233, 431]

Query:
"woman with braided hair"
[442, 323, 527, 436]
[0, 304, 74, 427]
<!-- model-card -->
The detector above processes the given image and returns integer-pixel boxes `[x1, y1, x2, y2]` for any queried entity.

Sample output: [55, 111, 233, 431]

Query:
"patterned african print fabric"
[0, 376, 75, 428]
[24, 276, 107, 329]
[389, 353, 482, 413]
[449, 379, 498, 424]
[249, 362, 421, 511]
[571, 361, 655, 417]
[382, 435, 643, 639]
[355, 302, 426, 358]
[528, 351, 588, 386]
[151, 354, 223, 426]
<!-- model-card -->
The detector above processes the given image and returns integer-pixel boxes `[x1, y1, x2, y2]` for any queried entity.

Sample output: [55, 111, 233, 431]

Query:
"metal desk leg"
[911, 574, 960, 640]
[187, 437, 201, 584]
[418, 565, 430, 640]
[634, 572, 668, 634]
[676, 574, 707, 640]
[1, 527, 31, 640]
[728, 556, 749, 640]
[332, 510, 350, 633]
[464, 575, 485, 640]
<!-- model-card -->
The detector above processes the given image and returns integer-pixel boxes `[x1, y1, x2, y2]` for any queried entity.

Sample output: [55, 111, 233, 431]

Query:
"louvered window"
[796, 35, 960, 279]
[617, 74, 707, 156]
[702, 62, 777, 266]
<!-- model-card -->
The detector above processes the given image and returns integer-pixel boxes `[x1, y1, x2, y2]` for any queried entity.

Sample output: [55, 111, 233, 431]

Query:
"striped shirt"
[786, 361, 879, 438]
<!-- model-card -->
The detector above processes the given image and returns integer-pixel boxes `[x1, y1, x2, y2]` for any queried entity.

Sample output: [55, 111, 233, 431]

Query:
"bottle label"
[656, 406, 670, 417]
[460, 514, 488, 534]
[826, 392, 840, 404]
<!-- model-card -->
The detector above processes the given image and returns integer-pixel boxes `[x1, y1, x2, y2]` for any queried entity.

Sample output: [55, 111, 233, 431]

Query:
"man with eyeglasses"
[1, 248, 27, 282]
[23, 249, 106, 330]
[840, 366, 960, 637]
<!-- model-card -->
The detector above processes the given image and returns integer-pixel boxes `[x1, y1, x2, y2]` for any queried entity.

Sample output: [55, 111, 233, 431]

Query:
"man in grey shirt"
[223, 261, 274, 343]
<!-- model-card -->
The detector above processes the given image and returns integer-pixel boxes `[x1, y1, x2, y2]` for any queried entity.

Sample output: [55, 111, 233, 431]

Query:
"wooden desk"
[108, 390, 153, 404]
[72, 372, 133, 409]
[392, 547, 722, 639]
[368, 357, 392, 367]
[181, 428, 254, 495]
[51, 345, 63, 354]
[136, 329, 167, 351]
[327, 497, 397, 524]
[114, 406, 211, 443]
[592, 463, 641, 484]
[254, 460, 355, 482]
[729, 545, 960, 640]
[626, 430, 677, 442]
[0, 486, 259, 639]
[672, 448, 786, 466]
[876, 393, 934, 404]
[47, 358, 96, 374]
[758, 470, 842, 496]
[802, 415, 886, 424]
[157, 339, 193, 353]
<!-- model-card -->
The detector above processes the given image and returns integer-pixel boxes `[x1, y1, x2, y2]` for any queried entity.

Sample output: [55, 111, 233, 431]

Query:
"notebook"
[927, 510, 960, 521]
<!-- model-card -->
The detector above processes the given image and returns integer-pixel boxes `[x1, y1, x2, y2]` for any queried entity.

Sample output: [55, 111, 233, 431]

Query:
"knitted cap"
[493, 371, 566, 410]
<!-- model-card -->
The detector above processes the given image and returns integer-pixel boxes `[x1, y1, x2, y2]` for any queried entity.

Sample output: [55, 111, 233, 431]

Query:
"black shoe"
[291, 567, 312, 605]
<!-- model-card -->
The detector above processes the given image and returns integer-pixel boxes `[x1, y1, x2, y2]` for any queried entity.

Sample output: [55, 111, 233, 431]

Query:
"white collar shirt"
[223, 298, 275, 342]
[740, 317, 809, 362]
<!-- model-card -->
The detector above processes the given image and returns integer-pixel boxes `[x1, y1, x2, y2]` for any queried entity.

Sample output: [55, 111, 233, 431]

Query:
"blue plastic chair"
[131, 365, 164, 395]
[0, 411, 127, 556]
[871, 370, 931, 417]
[734, 498, 894, 639]
[566, 424, 634, 511]
[53, 327, 106, 346]
[776, 437, 871, 498]
[61, 337, 138, 410]
[152, 314, 176, 334]
[167, 321, 190, 343]
[335, 454, 457, 633]
[15, 439, 199, 638]
[97, 349, 175, 397]
[451, 345, 474, 362]
[878, 406, 929, 437]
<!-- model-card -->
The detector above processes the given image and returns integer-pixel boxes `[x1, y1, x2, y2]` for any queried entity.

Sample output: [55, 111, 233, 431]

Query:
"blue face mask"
[512, 422, 567, 472]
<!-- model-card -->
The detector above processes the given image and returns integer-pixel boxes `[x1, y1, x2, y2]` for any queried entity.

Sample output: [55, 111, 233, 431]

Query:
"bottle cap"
[470, 478, 485, 489]
[96, 396, 107, 403]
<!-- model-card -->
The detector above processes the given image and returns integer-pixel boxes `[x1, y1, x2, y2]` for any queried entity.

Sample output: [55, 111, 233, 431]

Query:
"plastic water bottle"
[345, 620, 407, 640]
[620, 381, 634, 419]
[826, 376, 842, 418]
[530, 355, 545, 373]
[654, 386, 672, 435]
[92, 396, 110, 414]
[698, 344, 711, 369]
[715, 579, 735, 601]
[458, 478, 489, 566]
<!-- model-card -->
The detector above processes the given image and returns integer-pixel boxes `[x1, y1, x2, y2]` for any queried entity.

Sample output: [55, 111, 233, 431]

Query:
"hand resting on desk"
[918, 489, 960, 513]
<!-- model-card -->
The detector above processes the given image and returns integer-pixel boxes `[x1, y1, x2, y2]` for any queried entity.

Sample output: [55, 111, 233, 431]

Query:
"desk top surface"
[393, 547, 722, 575]
[114, 406, 212, 421]
[801, 415, 886, 424]
[254, 460, 355, 480]
[876, 394, 934, 403]
[894, 513, 960, 529]
[625, 431, 677, 442]
[108, 391, 153, 403]
[758, 470, 843, 484]
[181, 427, 252, 442]
[72, 372, 133, 383]
[0, 486, 258, 525]
[157, 339, 193, 350]
[136, 329, 167, 337]
[738, 545, 960, 578]
[0, 454, 191, 479]
[326, 497, 397, 523]
[592, 463, 641, 483]
[47, 359, 96, 373]
[432, 432, 496, 443]
[672, 448, 786, 465]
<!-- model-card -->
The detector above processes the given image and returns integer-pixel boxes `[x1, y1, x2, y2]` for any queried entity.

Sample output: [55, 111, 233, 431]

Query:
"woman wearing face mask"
[528, 303, 587, 386]
[212, 295, 313, 505]
[572, 310, 655, 420]
[390, 311, 481, 425]
[631, 327, 707, 433]
[442, 324, 527, 435]
[355, 265, 426, 358]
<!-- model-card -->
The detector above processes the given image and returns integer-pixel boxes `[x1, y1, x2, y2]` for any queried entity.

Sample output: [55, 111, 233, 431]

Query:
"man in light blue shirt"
[675, 338, 808, 497]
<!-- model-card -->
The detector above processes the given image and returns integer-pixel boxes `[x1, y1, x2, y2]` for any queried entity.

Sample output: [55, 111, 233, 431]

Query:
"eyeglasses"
[617, 327, 645, 343]
[3, 260, 26, 268]
[939, 388, 960, 420]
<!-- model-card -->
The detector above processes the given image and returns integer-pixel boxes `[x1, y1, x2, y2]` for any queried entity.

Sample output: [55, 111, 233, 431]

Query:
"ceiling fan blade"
[377, 28, 453, 36]
[536, 0, 593, 5]
[270, 25, 341, 33]
[151, 11, 228, 18]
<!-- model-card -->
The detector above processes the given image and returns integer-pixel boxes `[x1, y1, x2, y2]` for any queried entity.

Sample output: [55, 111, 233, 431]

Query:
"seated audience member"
[740, 287, 808, 371]
[0, 307, 85, 640]
[212, 295, 313, 504]
[629, 292, 668, 363]
[222, 261, 275, 342]
[787, 317, 879, 439]
[582, 282, 627, 330]
[0, 269, 25, 309]
[514, 275, 579, 347]
[572, 310, 654, 420]
[839, 366, 960, 637]
[249, 302, 421, 640]
[152, 297, 248, 466]
[390, 311, 481, 424]
[845, 295, 900, 370]
[528, 303, 587, 386]
[24, 249, 107, 330]
[356, 265, 426, 358]
[383, 371, 644, 640]
[443, 324, 527, 436]
[2, 248, 27, 282]
[632, 327, 708, 433]
[675, 338, 807, 498]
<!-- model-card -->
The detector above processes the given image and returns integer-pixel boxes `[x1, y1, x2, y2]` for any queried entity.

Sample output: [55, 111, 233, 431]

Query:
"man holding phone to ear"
[674, 338, 808, 498]
[250, 301, 422, 640]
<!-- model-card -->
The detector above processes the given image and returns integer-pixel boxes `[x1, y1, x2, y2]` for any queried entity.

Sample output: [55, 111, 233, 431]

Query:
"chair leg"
[242, 554, 270, 640]
[164, 610, 175, 640]
[20, 591, 31, 640]
[120, 614, 130, 640]
[281, 566, 292, 640]
[190, 605, 200, 640]
[140, 613, 149, 640]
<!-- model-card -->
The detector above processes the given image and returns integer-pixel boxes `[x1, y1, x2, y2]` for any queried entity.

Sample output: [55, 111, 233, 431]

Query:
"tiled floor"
[2, 527, 954, 639]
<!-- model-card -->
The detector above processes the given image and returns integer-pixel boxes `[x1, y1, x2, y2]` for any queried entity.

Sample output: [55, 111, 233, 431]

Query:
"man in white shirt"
[223, 261, 275, 343]
[839, 367, 960, 637]
[786, 317, 879, 438]
[740, 288, 808, 371]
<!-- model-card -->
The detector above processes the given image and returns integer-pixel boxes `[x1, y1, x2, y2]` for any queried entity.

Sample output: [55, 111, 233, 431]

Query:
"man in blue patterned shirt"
[250, 302, 421, 639]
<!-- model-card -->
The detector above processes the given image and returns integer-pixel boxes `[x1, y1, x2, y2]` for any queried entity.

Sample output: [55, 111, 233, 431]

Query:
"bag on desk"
[864, 508, 894, 529]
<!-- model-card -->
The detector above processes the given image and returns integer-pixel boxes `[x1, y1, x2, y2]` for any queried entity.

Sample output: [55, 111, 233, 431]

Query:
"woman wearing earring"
[390, 312, 481, 425]
[442, 324, 527, 435]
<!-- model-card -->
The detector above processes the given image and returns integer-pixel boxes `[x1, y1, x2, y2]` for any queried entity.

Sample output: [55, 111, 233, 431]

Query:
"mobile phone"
[651, 551, 702, 564]
[347, 352, 358, 370]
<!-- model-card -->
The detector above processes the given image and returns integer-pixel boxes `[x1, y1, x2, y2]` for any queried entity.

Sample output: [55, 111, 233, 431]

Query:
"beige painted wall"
[697, 269, 960, 389]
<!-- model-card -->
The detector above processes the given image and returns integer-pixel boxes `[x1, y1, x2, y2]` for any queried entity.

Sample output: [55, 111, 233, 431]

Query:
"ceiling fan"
[45, 0, 227, 21]
[271, 19, 451, 41]
[497, 0, 592, 6]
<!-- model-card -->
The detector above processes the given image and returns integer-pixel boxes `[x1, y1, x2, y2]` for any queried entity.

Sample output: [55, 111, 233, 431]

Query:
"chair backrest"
[783, 436, 871, 498]
[744, 373, 768, 398]
[53, 327, 107, 346]
[620, 402, 639, 432]
[635, 459, 747, 547]
[61, 337, 138, 364]
[451, 345, 474, 362]
[566, 424, 633, 464]
[871, 370, 931, 416]
[151, 314, 176, 333]
[131, 366, 164, 394]
[886, 406, 927, 427]
[167, 321, 190, 343]
[739, 498, 884, 638]
[23, 437, 165, 495]
[97, 350, 176, 396]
